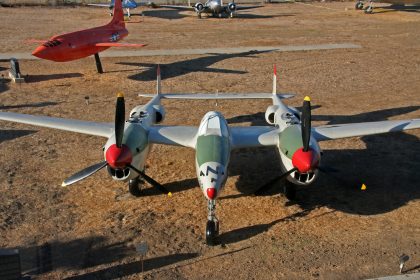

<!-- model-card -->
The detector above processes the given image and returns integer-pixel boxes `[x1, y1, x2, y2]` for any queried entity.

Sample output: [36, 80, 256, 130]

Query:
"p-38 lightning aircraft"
[151, 0, 263, 18]
[30, 0, 146, 73]
[0, 66, 419, 245]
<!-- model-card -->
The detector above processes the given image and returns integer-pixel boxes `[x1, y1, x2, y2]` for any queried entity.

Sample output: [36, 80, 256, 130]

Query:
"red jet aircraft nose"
[32, 45, 47, 59]
[105, 144, 132, 169]
[292, 148, 319, 173]
[207, 187, 217, 200]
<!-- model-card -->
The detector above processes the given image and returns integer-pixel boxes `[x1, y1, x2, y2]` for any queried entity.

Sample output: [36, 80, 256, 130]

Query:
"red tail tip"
[273, 64, 277, 76]
[157, 64, 161, 76]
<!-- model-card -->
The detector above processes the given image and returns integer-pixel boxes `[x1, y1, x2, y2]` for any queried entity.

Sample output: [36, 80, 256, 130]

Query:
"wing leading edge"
[0, 111, 114, 138]
[313, 119, 420, 141]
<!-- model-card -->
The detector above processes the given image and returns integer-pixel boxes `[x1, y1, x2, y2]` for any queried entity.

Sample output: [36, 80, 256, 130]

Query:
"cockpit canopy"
[42, 39, 62, 48]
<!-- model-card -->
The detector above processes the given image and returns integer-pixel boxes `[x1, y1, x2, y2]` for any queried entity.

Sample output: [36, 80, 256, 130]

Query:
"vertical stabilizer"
[272, 64, 277, 95]
[110, 0, 125, 28]
[156, 65, 162, 95]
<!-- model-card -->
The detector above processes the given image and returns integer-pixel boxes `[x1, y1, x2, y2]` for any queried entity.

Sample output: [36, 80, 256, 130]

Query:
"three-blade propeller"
[62, 94, 169, 194]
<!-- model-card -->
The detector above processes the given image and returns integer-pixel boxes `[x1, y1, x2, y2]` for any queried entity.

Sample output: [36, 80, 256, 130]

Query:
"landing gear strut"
[129, 177, 143, 197]
[94, 53, 103, 74]
[206, 200, 219, 246]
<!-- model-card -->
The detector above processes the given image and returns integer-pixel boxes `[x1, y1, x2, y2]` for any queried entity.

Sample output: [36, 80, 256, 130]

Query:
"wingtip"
[61, 182, 67, 187]
[304, 96, 311, 102]
[117, 92, 124, 98]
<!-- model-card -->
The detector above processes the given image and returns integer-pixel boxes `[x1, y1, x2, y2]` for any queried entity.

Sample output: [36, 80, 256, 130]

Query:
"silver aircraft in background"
[0, 66, 419, 245]
[151, 0, 263, 18]
[355, 0, 420, 13]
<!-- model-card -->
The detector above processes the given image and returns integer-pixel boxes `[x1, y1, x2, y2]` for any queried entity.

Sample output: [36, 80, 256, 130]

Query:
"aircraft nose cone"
[32, 45, 47, 59]
[206, 187, 217, 200]
[292, 148, 319, 173]
[105, 144, 132, 169]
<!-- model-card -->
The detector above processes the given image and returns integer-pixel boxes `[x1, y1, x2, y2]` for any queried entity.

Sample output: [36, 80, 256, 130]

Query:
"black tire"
[284, 182, 297, 201]
[355, 2, 363, 9]
[206, 220, 218, 246]
[129, 179, 142, 197]
[364, 6, 373, 13]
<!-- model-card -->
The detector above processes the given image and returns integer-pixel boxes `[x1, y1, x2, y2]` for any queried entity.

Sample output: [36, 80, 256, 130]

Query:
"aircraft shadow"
[0, 101, 59, 110]
[225, 105, 420, 215]
[19, 236, 133, 275]
[141, 9, 189, 19]
[26, 73, 83, 83]
[139, 177, 198, 196]
[118, 50, 274, 81]
[372, 4, 420, 13]
[236, 13, 295, 19]
[0, 129, 37, 144]
[219, 208, 319, 244]
[65, 253, 199, 279]
[0, 77, 10, 94]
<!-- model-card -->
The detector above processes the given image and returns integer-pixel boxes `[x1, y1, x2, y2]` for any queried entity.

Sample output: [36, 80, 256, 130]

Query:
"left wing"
[0, 111, 114, 138]
[148, 125, 278, 149]
[235, 5, 264, 10]
[313, 119, 420, 141]
[95, 43, 147, 47]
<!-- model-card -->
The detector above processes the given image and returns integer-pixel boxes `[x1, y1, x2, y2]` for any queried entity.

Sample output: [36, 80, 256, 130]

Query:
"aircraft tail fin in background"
[109, 0, 125, 28]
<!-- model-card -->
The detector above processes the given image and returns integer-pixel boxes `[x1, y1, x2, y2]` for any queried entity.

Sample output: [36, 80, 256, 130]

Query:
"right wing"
[153, 4, 195, 10]
[87, 4, 111, 7]
[313, 119, 420, 141]
[0, 111, 113, 138]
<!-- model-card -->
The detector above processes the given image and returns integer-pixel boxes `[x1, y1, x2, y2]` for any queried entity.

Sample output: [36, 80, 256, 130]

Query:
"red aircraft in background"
[31, 0, 145, 73]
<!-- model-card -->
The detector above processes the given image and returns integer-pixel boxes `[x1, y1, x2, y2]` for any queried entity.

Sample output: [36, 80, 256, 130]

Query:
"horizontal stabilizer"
[95, 43, 147, 47]
[139, 93, 294, 100]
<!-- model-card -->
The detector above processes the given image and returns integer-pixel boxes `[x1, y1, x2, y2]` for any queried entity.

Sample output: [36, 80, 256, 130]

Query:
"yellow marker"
[168, 192, 173, 197]
[361, 184, 367, 191]
[117, 92, 124, 98]
[304, 96, 311, 102]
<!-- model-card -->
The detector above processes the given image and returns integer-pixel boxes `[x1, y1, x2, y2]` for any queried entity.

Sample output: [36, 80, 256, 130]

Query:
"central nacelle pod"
[265, 105, 279, 125]
[195, 111, 230, 200]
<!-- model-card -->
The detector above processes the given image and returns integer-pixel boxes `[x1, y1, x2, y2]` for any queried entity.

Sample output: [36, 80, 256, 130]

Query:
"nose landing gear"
[206, 200, 219, 246]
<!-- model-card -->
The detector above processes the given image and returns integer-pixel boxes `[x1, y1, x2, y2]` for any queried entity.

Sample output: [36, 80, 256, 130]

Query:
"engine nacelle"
[153, 105, 165, 123]
[227, 2, 237, 13]
[194, 2, 205, 12]
[265, 105, 278, 125]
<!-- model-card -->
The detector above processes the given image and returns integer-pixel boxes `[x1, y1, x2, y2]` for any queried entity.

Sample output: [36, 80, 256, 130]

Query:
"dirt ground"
[0, 2, 420, 279]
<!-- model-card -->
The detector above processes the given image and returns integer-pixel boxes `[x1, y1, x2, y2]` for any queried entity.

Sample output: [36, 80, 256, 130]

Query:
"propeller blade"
[115, 93, 125, 148]
[62, 161, 108, 187]
[301, 96, 311, 152]
[128, 164, 170, 195]
[254, 168, 297, 196]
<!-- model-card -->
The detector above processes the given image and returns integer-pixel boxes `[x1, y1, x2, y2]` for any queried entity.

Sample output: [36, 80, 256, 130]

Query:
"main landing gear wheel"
[355, 1, 364, 9]
[283, 181, 297, 201]
[364, 6, 373, 13]
[129, 178, 143, 197]
[206, 220, 219, 246]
